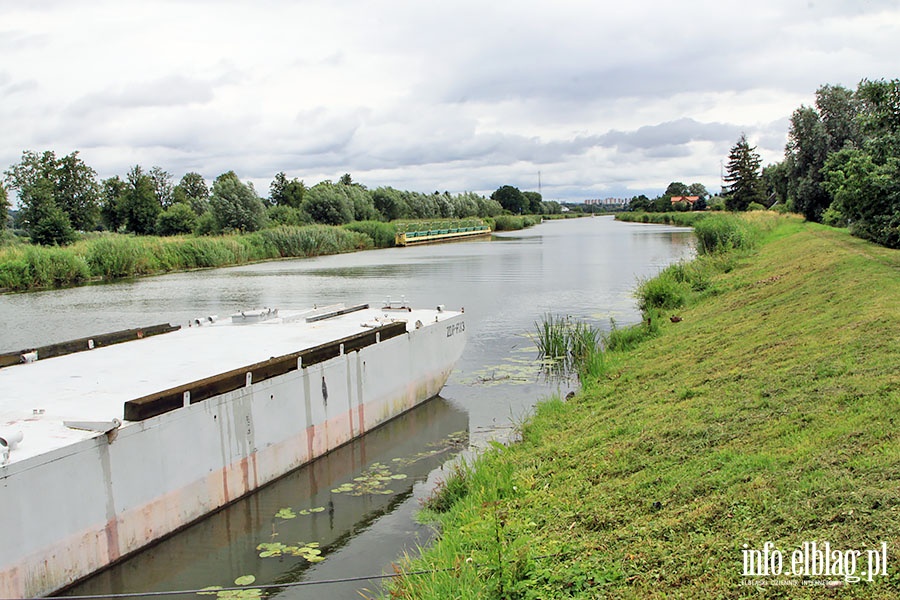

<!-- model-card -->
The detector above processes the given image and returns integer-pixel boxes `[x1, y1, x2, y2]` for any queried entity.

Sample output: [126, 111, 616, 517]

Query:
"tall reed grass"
[0, 225, 374, 291]
[616, 212, 707, 226]
[533, 314, 602, 380]
[343, 220, 397, 248]
[693, 213, 761, 254]
[490, 215, 538, 231]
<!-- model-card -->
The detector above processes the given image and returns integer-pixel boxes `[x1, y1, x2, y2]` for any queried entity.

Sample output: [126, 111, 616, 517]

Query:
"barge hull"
[0, 309, 465, 598]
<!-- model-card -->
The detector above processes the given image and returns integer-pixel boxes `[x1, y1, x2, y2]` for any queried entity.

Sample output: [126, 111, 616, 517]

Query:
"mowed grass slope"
[388, 216, 900, 599]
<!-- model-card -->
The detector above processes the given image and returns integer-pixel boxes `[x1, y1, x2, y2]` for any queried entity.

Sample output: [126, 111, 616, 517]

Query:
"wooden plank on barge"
[123, 321, 408, 421]
[0, 323, 181, 369]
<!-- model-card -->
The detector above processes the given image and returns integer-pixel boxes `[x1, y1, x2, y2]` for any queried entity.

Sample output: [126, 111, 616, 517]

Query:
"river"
[0, 216, 694, 599]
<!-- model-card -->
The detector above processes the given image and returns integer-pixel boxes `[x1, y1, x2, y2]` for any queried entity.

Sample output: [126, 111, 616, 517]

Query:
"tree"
[121, 167, 162, 234]
[209, 171, 267, 232]
[148, 166, 175, 208]
[4, 149, 100, 232]
[628, 195, 651, 211]
[785, 107, 830, 221]
[724, 134, 764, 211]
[4, 150, 58, 192]
[156, 203, 198, 235]
[815, 84, 860, 152]
[687, 183, 710, 200]
[173, 172, 210, 215]
[100, 176, 128, 231]
[372, 187, 406, 221]
[857, 78, 900, 162]
[823, 148, 900, 248]
[761, 162, 790, 208]
[523, 191, 543, 213]
[301, 182, 354, 225]
[0, 185, 8, 230]
[339, 173, 353, 186]
[491, 185, 527, 214]
[663, 182, 689, 199]
[20, 178, 76, 245]
[269, 172, 307, 209]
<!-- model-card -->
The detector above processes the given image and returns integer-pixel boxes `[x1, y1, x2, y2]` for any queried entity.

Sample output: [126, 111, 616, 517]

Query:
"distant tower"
[538, 171, 542, 197]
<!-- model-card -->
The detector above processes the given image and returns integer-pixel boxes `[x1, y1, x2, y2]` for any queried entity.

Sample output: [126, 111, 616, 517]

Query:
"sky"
[2, 0, 899, 203]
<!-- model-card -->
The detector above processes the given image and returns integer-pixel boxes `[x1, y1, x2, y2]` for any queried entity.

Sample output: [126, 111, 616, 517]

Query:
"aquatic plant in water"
[256, 541, 324, 562]
[199, 575, 264, 598]
[330, 462, 407, 496]
[274, 506, 325, 520]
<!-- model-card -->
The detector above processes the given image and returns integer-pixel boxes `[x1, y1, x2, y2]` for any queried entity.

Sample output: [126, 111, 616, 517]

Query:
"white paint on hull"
[0, 305, 466, 598]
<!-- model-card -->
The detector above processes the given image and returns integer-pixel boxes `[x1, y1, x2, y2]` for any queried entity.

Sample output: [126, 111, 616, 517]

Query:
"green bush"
[85, 236, 142, 278]
[344, 220, 396, 248]
[635, 270, 689, 313]
[266, 205, 310, 227]
[693, 214, 760, 255]
[24, 245, 90, 287]
[492, 215, 527, 231]
[30, 206, 77, 246]
[423, 463, 471, 513]
[156, 204, 198, 236]
[822, 205, 848, 228]
[603, 314, 661, 352]
[0, 254, 29, 290]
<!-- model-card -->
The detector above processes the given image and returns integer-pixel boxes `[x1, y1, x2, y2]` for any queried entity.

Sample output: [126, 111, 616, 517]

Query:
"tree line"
[1, 154, 561, 246]
[624, 78, 900, 249]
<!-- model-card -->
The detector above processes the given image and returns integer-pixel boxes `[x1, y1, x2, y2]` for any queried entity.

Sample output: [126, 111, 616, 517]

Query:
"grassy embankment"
[387, 213, 900, 599]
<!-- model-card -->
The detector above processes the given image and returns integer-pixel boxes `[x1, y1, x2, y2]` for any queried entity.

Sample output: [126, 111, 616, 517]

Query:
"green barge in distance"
[394, 222, 492, 246]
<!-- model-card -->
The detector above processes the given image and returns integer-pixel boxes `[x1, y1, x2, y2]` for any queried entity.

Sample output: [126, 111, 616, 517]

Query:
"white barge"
[0, 301, 466, 598]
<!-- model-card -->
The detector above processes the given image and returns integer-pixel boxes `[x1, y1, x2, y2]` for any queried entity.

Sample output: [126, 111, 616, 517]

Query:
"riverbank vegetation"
[0, 150, 564, 290]
[0, 151, 561, 247]
[0, 225, 373, 291]
[615, 211, 707, 227]
[387, 213, 900, 598]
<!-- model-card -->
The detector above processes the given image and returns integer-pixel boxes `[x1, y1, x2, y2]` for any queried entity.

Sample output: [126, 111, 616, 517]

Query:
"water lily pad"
[234, 575, 256, 586]
[198, 586, 223, 595]
[274, 508, 296, 519]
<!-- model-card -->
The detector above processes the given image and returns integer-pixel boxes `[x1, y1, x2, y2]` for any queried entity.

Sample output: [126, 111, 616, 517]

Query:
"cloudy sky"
[2, 1, 898, 202]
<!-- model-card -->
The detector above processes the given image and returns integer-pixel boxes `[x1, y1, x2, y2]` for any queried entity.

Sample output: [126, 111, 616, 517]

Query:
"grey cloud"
[65, 76, 215, 117]
[598, 118, 741, 153]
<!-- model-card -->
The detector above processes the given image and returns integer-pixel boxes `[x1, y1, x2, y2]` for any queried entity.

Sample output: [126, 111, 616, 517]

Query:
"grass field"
[387, 214, 900, 599]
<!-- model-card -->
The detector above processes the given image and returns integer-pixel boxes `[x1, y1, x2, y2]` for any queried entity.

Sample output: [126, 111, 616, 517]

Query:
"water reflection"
[61, 397, 468, 599]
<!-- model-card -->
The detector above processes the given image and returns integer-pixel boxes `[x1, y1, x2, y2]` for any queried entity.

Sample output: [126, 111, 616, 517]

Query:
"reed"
[0, 225, 375, 291]
[534, 314, 602, 379]
[343, 220, 397, 248]
[692, 213, 761, 254]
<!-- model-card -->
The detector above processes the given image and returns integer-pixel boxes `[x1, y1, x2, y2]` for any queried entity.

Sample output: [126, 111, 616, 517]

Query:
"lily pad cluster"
[466, 355, 537, 387]
[392, 430, 470, 467]
[274, 506, 325, 519]
[330, 462, 407, 496]
[256, 541, 324, 562]
[199, 575, 264, 598]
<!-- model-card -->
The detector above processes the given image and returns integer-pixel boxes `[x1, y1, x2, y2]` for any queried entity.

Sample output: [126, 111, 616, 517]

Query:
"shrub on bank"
[693, 214, 760, 254]
[491, 215, 538, 231]
[616, 211, 707, 226]
[344, 220, 396, 248]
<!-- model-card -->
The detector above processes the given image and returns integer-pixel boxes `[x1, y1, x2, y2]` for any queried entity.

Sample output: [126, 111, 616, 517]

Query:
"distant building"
[584, 198, 626, 207]
[671, 196, 700, 206]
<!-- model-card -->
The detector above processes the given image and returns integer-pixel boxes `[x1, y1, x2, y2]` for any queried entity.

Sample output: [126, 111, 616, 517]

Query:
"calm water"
[0, 216, 694, 598]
